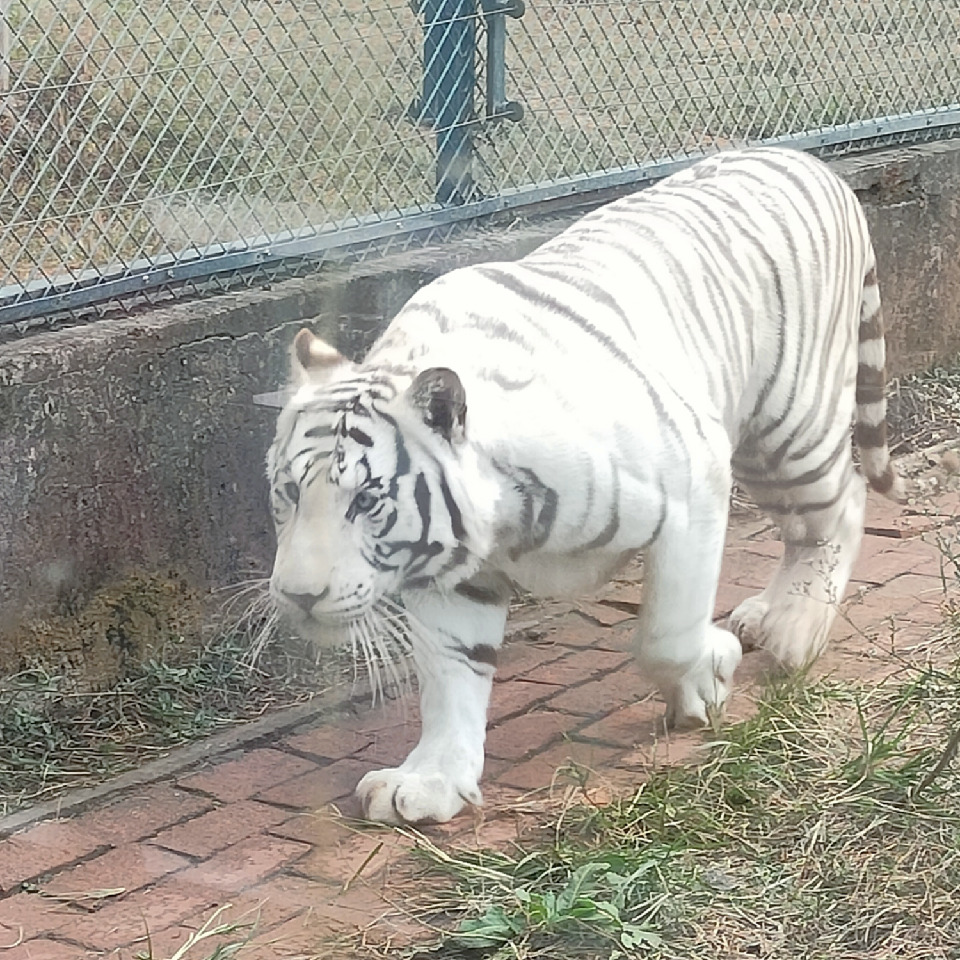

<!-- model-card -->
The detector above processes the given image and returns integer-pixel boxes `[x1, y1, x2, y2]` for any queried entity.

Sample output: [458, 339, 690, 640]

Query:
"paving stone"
[468, 807, 540, 845]
[176, 748, 318, 802]
[856, 530, 907, 560]
[0, 891, 65, 940]
[486, 711, 576, 761]
[290, 818, 417, 885]
[496, 741, 624, 791]
[344, 698, 418, 736]
[547, 615, 633, 651]
[732, 538, 783, 559]
[865, 496, 960, 537]
[267, 811, 332, 846]
[280, 724, 374, 761]
[237, 912, 346, 959]
[545, 663, 648, 717]
[574, 600, 636, 626]
[254, 758, 375, 811]
[169, 872, 325, 942]
[0, 820, 104, 894]
[39, 844, 189, 901]
[613, 737, 703, 778]
[151, 800, 289, 858]
[0, 939, 91, 960]
[177, 834, 310, 890]
[876, 571, 951, 602]
[729, 515, 778, 541]
[240, 872, 340, 920]
[353, 719, 420, 767]
[302, 883, 425, 945]
[526, 648, 632, 688]
[43, 882, 206, 951]
[6, 488, 959, 958]
[576, 695, 664, 748]
[864, 491, 911, 530]
[488, 676, 564, 723]
[496, 639, 568, 680]
[912, 547, 959, 580]
[851, 540, 942, 585]
[723, 548, 778, 589]
[466, 783, 531, 820]
[839, 583, 942, 640]
[75, 782, 215, 846]
[592, 579, 643, 607]
[123, 924, 206, 960]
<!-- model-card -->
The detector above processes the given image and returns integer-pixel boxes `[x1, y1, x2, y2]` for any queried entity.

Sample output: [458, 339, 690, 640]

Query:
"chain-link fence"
[2, 0, 959, 331]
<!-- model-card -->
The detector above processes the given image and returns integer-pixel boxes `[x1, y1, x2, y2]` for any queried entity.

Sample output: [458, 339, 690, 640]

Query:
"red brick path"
[1, 492, 957, 959]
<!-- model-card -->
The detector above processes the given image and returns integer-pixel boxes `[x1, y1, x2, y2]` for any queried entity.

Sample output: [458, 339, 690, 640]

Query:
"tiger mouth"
[283, 612, 353, 647]
[272, 589, 372, 625]
[289, 607, 366, 630]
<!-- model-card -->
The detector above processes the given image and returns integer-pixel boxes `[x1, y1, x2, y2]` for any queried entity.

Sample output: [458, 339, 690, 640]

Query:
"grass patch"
[412, 635, 960, 959]
[0, 616, 334, 818]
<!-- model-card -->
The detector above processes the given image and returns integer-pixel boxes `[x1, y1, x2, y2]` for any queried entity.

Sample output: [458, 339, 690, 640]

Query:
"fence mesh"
[2, 0, 959, 329]
[475, 0, 960, 192]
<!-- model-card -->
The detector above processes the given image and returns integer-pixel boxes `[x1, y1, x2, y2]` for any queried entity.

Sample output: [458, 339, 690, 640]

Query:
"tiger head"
[267, 328, 482, 644]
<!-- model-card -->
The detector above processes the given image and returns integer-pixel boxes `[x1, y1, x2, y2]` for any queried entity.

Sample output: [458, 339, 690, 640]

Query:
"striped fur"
[266, 146, 902, 824]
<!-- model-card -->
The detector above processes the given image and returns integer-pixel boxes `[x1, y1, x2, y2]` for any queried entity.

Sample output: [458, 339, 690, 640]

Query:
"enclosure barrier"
[1, 0, 959, 331]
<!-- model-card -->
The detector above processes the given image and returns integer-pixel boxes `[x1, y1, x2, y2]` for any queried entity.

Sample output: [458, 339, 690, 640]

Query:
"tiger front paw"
[356, 767, 482, 825]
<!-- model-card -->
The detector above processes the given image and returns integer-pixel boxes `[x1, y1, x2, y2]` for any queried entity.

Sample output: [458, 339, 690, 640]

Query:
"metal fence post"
[419, 0, 477, 205]
[482, 0, 524, 122]
[0, 0, 11, 93]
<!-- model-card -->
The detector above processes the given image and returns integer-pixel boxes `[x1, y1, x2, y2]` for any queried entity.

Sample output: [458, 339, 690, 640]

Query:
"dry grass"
[0, 597, 335, 817]
[887, 360, 960, 455]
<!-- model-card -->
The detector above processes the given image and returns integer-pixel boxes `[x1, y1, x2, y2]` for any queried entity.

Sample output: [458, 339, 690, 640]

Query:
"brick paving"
[1, 491, 958, 959]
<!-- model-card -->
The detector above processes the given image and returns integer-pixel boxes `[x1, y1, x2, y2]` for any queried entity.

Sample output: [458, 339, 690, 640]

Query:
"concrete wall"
[2, 140, 959, 668]
[839, 141, 960, 374]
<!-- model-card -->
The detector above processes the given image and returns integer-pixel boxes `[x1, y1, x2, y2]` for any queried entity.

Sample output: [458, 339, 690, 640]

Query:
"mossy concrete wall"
[2, 140, 959, 670]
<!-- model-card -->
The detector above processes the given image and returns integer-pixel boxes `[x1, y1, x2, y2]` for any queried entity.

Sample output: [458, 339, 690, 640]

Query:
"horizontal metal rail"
[2, 104, 959, 329]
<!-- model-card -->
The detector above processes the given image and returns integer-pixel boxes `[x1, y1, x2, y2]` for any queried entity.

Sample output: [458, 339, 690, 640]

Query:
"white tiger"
[265, 146, 903, 824]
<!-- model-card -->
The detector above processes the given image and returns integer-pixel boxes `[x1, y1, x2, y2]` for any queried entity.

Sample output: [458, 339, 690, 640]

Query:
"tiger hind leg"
[729, 468, 866, 670]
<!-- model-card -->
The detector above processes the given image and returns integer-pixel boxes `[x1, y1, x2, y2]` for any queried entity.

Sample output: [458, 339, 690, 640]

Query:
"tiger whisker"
[371, 606, 413, 697]
[354, 617, 384, 706]
[244, 608, 282, 667]
[214, 581, 272, 615]
[381, 599, 444, 679]
[212, 575, 270, 594]
[216, 585, 273, 629]
[231, 594, 273, 628]
[348, 620, 363, 689]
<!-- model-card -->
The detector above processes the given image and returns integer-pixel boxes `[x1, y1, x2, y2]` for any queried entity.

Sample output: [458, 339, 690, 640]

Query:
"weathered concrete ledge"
[1, 140, 959, 668]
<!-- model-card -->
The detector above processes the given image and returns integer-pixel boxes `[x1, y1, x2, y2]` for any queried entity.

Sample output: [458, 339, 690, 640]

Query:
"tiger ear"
[407, 367, 467, 443]
[291, 328, 353, 386]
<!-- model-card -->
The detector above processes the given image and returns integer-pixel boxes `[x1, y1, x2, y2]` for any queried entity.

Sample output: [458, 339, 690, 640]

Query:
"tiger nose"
[283, 588, 328, 613]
